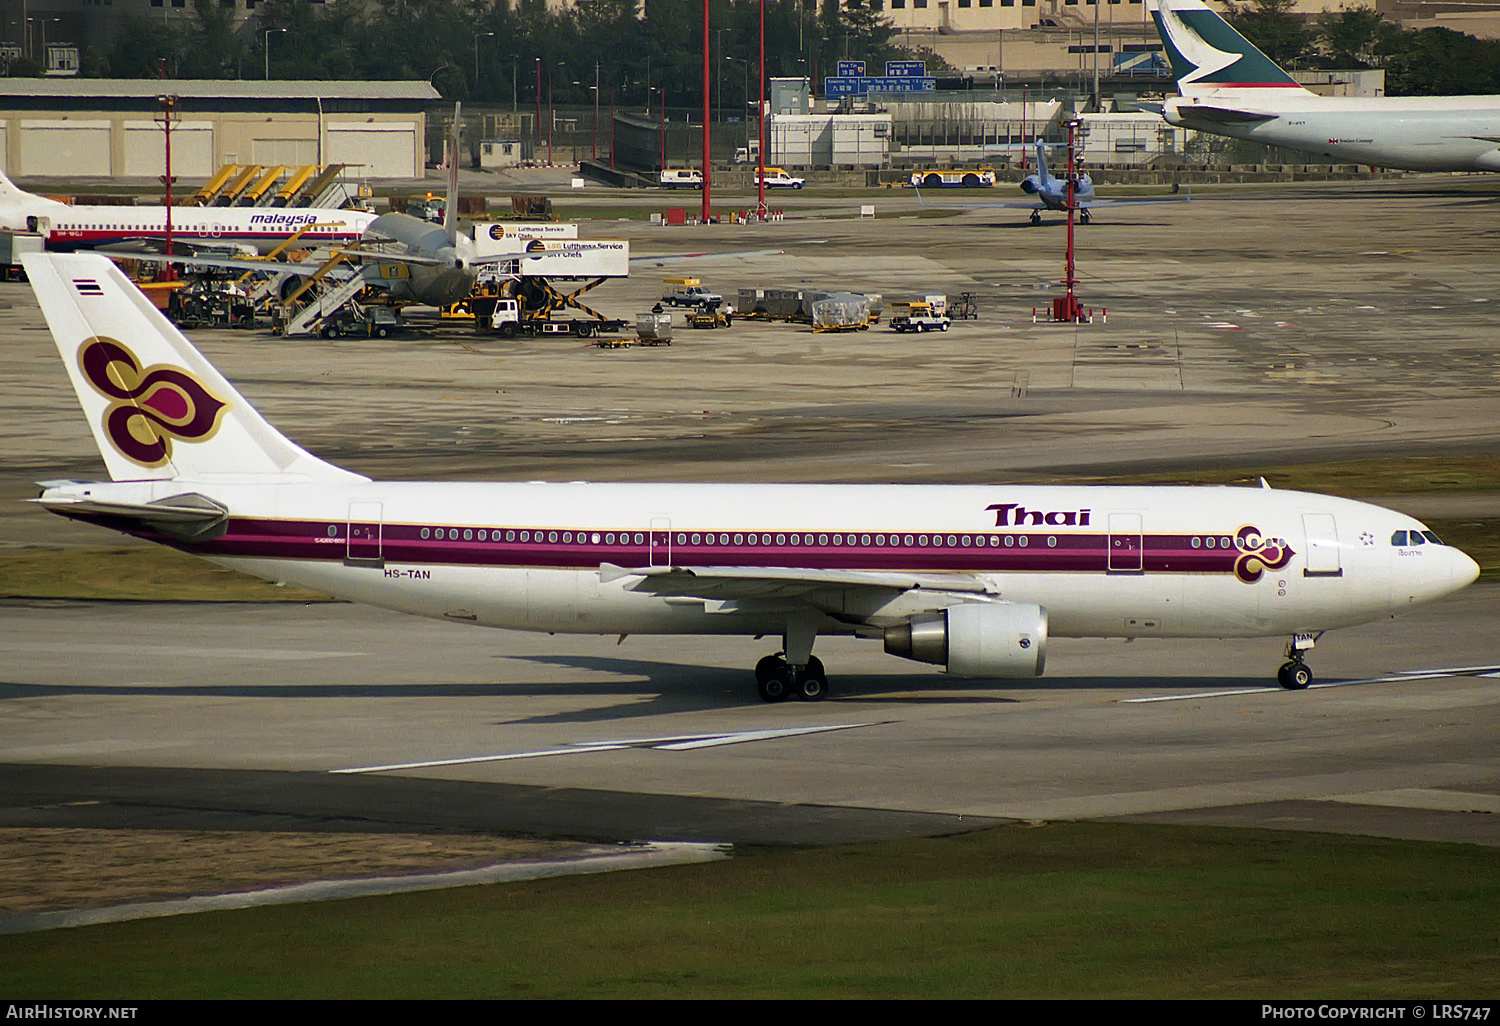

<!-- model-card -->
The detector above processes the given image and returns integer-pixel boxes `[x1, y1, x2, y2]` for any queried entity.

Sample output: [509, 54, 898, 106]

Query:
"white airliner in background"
[1150, 0, 1500, 172]
[24, 253, 1479, 701]
[0, 170, 376, 255]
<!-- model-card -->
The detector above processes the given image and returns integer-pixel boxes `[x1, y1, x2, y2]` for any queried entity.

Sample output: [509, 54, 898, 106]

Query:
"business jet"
[917, 142, 1189, 225]
[24, 252, 1478, 701]
[1150, 0, 1500, 171]
[0, 170, 377, 257]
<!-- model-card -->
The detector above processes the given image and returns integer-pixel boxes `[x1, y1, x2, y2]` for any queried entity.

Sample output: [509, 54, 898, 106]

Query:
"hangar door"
[123, 122, 215, 178]
[252, 138, 317, 167]
[19, 120, 110, 176]
[327, 124, 419, 178]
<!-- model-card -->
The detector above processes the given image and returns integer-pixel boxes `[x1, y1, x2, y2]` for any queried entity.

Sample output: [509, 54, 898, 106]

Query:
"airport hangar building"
[0, 80, 440, 181]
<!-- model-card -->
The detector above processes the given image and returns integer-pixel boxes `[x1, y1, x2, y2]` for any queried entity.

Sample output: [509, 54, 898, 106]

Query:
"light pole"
[511, 55, 519, 113]
[264, 27, 285, 81]
[474, 31, 493, 91]
[590, 84, 599, 162]
[726, 56, 748, 153]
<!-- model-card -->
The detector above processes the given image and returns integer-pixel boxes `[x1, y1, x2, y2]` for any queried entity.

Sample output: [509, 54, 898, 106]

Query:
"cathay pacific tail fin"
[1147, 0, 1313, 96]
[23, 252, 367, 484]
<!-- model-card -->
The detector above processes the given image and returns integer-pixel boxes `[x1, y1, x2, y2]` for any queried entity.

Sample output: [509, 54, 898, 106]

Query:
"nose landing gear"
[1276, 633, 1321, 690]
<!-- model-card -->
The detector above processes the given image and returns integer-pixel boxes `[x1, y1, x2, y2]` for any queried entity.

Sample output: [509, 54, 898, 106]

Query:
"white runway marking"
[332, 723, 876, 775]
[1123, 665, 1500, 704]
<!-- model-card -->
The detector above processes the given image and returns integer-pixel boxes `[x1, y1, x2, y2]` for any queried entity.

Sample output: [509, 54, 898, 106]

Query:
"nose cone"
[1451, 547, 1481, 592]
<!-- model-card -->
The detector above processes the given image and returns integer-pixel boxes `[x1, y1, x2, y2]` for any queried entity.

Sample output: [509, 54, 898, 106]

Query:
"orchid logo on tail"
[78, 337, 230, 468]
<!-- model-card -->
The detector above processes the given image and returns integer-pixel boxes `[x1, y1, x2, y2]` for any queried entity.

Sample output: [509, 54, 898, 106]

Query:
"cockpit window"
[1391, 531, 1407, 545]
[1421, 531, 1443, 545]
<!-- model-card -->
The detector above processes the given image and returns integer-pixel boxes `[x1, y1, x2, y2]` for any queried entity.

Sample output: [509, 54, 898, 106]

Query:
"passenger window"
[1391, 531, 1407, 545]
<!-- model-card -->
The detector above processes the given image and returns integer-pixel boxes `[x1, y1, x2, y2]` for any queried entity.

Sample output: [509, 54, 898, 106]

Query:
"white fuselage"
[3, 199, 376, 255]
[1164, 92, 1500, 172]
[50, 478, 1476, 643]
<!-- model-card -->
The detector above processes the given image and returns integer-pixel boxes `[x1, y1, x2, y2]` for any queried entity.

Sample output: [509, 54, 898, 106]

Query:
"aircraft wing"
[1078, 188, 1191, 209]
[601, 562, 996, 599]
[915, 186, 1189, 211]
[467, 248, 785, 269]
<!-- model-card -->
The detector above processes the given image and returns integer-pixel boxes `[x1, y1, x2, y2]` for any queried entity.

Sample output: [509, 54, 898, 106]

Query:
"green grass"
[3, 822, 1498, 998]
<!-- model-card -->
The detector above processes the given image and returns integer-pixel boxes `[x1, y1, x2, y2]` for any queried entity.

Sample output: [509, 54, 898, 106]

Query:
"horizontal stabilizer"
[33, 488, 229, 542]
[1173, 104, 1278, 126]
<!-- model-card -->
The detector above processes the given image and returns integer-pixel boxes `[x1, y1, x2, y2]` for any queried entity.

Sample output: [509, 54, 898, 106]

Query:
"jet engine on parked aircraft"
[884, 603, 1048, 677]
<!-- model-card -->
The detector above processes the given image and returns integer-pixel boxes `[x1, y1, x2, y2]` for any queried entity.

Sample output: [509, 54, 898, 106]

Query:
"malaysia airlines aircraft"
[1149, 0, 1500, 172]
[0, 170, 377, 256]
[24, 252, 1479, 700]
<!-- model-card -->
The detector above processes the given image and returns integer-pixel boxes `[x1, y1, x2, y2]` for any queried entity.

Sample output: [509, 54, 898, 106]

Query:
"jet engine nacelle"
[1020, 176, 1041, 194]
[884, 602, 1047, 677]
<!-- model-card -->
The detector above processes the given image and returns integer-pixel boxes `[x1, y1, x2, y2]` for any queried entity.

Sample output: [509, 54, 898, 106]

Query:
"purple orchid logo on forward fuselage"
[1233, 525, 1295, 583]
[78, 337, 229, 468]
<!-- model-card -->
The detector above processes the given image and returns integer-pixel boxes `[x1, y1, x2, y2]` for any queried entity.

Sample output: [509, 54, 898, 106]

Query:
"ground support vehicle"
[755, 167, 806, 189]
[0, 231, 43, 280]
[165, 277, 259, 329]
[890, 300, 951, 333]
[483, 297, 627, 339]
[690, 304, 732, 329]
[952, 292, 978, 320]
[659, 169, 704, 188]
[662, 277, 723, 307]
[316, 302, 402, 339]
[910, 169, 996, 189]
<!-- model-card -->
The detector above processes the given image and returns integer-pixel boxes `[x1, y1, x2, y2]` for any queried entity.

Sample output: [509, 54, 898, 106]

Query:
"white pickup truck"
[889, 300, 951, 333]
[661, 278, 723, 307]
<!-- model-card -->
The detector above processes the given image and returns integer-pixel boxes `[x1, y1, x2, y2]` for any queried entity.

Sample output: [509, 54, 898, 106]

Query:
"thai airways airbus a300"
[1150, 0, 1500, 172]
[0, 170, 376, 256]
[25, 253, 1478, 700]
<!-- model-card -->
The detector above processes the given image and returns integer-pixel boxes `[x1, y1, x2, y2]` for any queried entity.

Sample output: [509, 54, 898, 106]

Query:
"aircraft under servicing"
[0, 170, 377, 256]
[1149, 0, 1500, 172]
[25, 252, 1479, 701]
[917, 142, 1188, 225]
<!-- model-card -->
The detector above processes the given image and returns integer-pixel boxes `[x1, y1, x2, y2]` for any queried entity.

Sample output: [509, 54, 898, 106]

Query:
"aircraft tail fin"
[442, 102, 461, 241]
[1034, 142, 1049, 182]
[23, 252, 366, 484]
[0, 168, 67, 230]
[1147, 0, 1311, 96]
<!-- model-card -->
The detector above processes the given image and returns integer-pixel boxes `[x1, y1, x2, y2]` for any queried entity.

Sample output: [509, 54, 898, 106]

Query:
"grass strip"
[1, 822, 1497, 999]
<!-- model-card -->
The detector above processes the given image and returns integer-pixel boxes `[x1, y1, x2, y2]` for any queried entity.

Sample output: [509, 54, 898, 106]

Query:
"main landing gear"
[755, 653, 828, 703]
[1276, 634, 1319, 690]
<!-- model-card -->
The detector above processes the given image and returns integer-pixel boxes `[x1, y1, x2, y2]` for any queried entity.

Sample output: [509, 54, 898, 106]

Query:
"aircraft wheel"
[755, 653, 785, 686]
[1277, 661, 1313, 691]
[758, 668, 791, 703]
[793, 656, 828, 702]
[1030, 212, 1041, 226]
